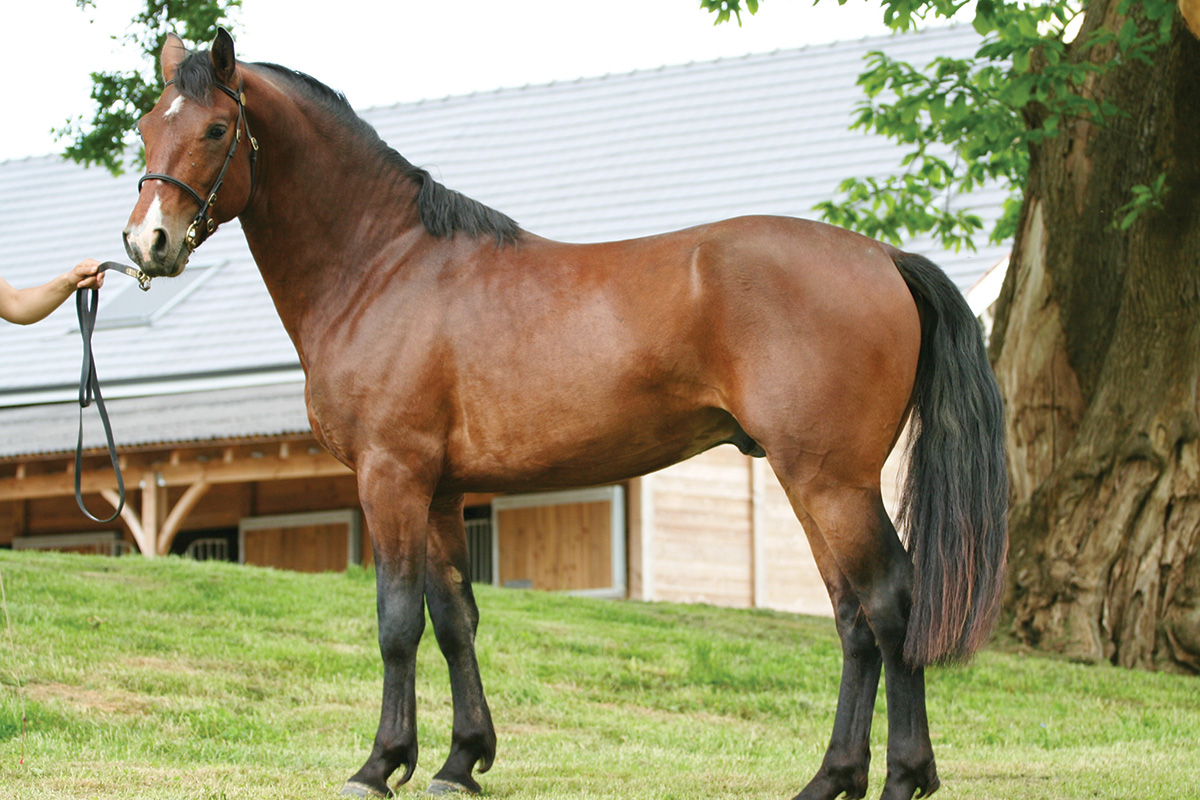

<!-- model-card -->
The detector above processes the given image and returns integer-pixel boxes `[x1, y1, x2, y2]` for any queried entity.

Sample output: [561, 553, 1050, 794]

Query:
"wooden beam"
[157, 480, 211, 556]
[0, 448, 351, 502]
[156, 449, 352, 487]
[100, 488, 151, 556]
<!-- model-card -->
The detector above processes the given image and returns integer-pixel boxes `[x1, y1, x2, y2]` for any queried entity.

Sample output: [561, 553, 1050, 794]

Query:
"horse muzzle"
[122, 221, 190, 278]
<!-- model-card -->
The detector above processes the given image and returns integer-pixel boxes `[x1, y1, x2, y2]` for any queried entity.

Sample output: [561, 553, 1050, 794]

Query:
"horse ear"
[160, 33, 187, 84]
[210, 27, 237, 85]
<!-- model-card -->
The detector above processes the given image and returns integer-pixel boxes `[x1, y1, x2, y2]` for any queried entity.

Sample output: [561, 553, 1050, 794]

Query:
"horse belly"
[442, 393, 738, 494]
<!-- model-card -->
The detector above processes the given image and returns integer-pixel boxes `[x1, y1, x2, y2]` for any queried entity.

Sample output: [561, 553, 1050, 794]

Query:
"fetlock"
[794, 753, 870, 800]
[880, 754, 939, 800]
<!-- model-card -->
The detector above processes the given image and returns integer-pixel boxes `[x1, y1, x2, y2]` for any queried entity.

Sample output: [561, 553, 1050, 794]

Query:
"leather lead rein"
[74, 285, 125, 524]
[73, 262, 149, 525]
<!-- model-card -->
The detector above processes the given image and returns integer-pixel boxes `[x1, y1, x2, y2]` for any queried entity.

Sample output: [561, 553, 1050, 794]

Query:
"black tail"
[892, 251, 1008, 667]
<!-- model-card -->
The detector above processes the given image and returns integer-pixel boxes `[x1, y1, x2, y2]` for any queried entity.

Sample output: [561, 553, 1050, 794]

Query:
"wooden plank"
[497, 501, 612, 591]
[0, 501, 18, 545]
[760, 471, 832, 617]
[881, 431, 908, 523]
[648, 448, 753, 608]
[254, 474, 359, 515]
[172, 481, 251, 530]
[752, 457, 767, 608]
[627, 477, 646, 600]
[243, 522, 350, 573]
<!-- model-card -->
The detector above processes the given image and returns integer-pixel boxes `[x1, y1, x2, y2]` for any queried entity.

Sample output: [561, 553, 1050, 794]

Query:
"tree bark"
[991, 5, 1200, 672]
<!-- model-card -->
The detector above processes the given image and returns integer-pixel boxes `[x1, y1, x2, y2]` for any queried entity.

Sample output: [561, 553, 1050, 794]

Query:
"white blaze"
[127, 194, 166, 262]
[164, 95, 186, 120]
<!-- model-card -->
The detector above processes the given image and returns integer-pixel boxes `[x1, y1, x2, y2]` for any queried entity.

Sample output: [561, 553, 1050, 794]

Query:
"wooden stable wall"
[241, 509, 362, 573]
[492, 487, 625, 596]
[496, 501, 611, 591]
[642, 446, 755, 607]
[628, 442, 907, 618]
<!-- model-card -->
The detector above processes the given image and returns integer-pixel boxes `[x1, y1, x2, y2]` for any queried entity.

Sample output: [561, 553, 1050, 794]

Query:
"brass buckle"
[117, 264, 152, 292]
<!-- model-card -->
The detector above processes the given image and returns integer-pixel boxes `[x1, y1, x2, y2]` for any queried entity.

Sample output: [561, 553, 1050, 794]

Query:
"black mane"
[172, 51, 521, 245]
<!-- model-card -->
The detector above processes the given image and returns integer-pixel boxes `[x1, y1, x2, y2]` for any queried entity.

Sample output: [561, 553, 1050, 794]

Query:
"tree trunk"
[990, 5, 1200, 672]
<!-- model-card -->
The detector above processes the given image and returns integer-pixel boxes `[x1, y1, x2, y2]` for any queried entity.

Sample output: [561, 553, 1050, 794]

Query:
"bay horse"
[123, 29, 1007, 800]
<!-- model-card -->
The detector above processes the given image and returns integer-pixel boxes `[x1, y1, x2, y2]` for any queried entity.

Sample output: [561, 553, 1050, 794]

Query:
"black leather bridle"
[137, 76, 258, 252]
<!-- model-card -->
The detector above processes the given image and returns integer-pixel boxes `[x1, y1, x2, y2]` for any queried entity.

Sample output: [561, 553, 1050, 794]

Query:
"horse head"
[124, 28, 256, 278]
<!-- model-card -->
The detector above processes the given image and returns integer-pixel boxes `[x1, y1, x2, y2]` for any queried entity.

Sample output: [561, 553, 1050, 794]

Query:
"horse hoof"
[342, 780, 392, 798]
[427, 779, 478, 795]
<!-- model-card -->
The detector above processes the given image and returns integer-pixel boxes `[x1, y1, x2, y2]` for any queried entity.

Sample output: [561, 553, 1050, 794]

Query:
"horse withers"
[123, 28, 1007, 800]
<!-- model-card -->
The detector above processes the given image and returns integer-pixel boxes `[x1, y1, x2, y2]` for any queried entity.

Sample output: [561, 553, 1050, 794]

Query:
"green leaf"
[1117, 18, 1138, 52]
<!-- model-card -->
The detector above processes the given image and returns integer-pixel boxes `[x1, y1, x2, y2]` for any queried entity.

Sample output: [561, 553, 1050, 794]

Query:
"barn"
[0, 25, 1007, 617]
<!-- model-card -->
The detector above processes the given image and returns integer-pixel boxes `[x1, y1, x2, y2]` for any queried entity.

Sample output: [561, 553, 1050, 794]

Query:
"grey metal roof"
[0, 24, 1006, 458]
[0, 381, 312, 458]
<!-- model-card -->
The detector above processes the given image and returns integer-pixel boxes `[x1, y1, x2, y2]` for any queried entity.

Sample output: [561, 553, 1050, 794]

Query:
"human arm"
[0, 259, 105, 325]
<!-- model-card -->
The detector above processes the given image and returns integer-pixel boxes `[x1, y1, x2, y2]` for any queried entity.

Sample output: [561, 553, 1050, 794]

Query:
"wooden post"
[751, 457, 767, 608]
[638, 474, 655, 601]
[140, 471, 166, 558]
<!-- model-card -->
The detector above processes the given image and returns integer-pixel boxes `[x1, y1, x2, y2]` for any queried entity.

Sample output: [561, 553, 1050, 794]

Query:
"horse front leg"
[424, 495, 496, 795]
[343, 456, 436, 799]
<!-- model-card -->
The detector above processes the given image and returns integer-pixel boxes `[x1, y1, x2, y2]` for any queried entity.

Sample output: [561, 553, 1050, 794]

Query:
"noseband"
[137, 77, 258, 251]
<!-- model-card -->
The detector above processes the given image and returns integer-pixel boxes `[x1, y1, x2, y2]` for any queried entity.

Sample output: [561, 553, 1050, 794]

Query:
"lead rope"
[73, 264, 149, 524]
[0, 565, 26, 765]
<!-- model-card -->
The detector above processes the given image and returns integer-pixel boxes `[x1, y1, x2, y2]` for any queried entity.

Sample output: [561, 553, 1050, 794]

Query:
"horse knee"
[377, 583, 426, 655]
[862, 594, 910, 653]
[836, 561, 910, 660]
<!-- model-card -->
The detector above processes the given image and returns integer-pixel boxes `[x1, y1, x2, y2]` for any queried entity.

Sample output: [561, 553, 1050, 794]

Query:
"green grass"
[0, 550, 1197, 799]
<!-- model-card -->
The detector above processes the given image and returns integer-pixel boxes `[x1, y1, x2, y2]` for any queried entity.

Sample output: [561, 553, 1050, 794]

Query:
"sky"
[4, 0, 894, 163]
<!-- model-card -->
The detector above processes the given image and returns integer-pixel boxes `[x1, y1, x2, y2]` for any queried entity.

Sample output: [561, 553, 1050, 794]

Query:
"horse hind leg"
[424, 495, 496, 795]
[796, 483, 939, 800]
[792, 517, 881, 800]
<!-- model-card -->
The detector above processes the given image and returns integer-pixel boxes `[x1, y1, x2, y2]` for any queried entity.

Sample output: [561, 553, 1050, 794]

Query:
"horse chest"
[302, 341, 451, 468]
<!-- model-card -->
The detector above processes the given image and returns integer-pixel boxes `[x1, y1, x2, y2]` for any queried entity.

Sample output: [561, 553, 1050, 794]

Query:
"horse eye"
[207, 125, 228, 140]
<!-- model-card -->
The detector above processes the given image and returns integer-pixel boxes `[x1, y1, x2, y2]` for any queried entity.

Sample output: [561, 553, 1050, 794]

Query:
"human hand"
[71, 258, 105, 290]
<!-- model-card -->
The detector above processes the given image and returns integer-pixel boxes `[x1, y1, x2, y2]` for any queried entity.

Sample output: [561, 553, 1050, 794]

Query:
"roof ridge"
[359, 23, 972, 113]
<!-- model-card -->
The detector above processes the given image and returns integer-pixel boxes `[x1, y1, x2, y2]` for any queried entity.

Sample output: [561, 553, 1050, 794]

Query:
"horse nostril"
[151, 228, 170, 258]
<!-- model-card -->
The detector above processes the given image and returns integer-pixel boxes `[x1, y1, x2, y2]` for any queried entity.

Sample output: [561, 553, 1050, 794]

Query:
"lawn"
[0, 550, 1197, 799]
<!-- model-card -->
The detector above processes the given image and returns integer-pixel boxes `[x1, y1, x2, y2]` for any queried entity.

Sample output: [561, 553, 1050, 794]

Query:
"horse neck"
[236, 70, 426, 348]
